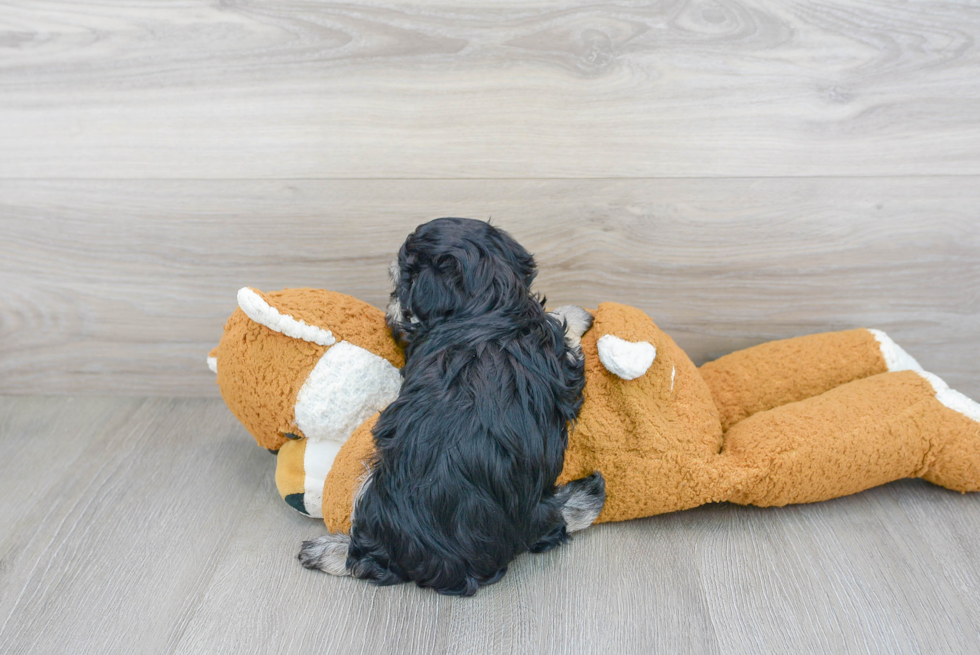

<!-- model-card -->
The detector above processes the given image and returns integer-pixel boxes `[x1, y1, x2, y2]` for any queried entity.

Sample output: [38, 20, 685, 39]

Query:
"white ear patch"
[237, 287, 336, 346]
[597, 335, 656, 381]
[294, 341, 402, 443]
[207, 356, 218, 374]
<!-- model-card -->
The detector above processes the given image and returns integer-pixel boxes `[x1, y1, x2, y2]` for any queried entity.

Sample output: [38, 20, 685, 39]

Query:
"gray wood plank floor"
[1, 396, 979, 655]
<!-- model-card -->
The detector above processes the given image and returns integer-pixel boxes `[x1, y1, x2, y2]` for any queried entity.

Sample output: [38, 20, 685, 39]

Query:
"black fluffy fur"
[348, 218, 592, 596]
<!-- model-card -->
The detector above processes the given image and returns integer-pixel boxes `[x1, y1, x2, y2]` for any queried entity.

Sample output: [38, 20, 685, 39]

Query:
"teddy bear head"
[209, 287, 404, 452]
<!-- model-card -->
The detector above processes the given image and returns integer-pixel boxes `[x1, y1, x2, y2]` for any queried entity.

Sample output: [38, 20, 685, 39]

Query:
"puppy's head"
[386, 218, 538, 342]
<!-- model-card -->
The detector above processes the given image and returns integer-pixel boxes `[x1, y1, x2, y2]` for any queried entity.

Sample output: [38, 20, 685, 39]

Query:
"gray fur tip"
[298, 533, 352, 577]
[558, 472, 606, 533]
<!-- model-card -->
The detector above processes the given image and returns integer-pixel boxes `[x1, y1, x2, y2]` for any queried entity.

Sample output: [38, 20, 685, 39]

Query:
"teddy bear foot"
[869, 329, 980, 424]
[916, 370, 980, 424]
[892, 365, 980, 493]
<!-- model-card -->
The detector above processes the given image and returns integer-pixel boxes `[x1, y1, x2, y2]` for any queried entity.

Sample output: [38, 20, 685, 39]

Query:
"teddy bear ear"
[236, 286, 404, 369]
[206, 346, 218, 374]
[237, 287, 337, 346]
[597, 334, 656, 380]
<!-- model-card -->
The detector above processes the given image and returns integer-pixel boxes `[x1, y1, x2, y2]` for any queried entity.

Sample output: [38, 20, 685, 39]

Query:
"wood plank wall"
[1, 1, 978, 397]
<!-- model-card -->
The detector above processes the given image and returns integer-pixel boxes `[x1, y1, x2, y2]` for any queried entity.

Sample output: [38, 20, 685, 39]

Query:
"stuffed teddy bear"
[210, 287, 980, 535]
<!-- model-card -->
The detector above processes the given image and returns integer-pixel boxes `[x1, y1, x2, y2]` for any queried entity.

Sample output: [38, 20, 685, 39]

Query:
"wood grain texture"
[2, 177, 978, 397]
[2, 1, 980, 178]
[680, 491, 980, 653]
[1, 396, 979, 654]
[886, 481, 980, 636]
[0, 396, 272, 654]
[2, 1, 978, 651]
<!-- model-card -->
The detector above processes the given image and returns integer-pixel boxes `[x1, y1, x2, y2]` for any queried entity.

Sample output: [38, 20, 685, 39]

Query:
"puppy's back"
[349, 318, 579, 595]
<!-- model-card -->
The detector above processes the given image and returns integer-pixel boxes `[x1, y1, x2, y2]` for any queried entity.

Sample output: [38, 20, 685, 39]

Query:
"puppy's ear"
[556, 472, 606, 532]
[404, 253, 468, 324]
[489, 227, 537, 287]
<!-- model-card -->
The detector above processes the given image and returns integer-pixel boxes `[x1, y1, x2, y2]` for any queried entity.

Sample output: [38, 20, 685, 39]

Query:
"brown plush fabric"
[314, 302, 978, 531]
[304, 303, 980, 531]
[217, 308, 325, 451]
[216, 288, 401, 450]
[276, 438, 307, 499]
[720, 371, 944, 506]
[322, 415, 378, 534]
[918, 396, 980, 492]
[700, 329, 889, 431]
[557, 303, 724, 523]
[211, 288, 979, 534]
[251, 288, 404, 369]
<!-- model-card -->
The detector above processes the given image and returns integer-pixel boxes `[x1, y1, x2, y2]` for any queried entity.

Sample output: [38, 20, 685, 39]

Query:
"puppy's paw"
[556, 472, 606, 532]
[549, 305, 594, 355]
[298, 533, 351, 576]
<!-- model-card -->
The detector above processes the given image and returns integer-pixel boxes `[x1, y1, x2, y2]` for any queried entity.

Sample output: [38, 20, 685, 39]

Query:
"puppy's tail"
[556, 471, 606, 532]
[298, 532, 351, 576]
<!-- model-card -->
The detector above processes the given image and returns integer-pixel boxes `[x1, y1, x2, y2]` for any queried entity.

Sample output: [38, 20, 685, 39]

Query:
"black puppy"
[300, 218, 604, 596]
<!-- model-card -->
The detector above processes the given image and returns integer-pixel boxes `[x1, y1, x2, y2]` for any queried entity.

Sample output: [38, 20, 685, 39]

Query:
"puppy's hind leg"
[557, 471, 605, 532]
[531, 472, 606, 553]
[549, 306, 594, 356]
[298, 533, 352, 576]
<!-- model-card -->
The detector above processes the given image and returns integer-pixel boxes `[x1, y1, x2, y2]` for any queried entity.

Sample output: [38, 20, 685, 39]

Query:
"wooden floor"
[3, 1, 980, 652]
[1, 396, 979, 654]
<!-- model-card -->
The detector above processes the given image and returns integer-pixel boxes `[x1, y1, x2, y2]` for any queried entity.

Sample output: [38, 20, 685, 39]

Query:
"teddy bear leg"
[699, 328, 919, 431]
[717, 370, 980, 507]
[914, 372, 980, 492]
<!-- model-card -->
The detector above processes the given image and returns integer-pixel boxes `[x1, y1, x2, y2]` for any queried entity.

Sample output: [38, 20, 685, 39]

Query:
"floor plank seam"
[2, 173, 980, 182]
